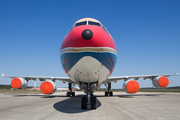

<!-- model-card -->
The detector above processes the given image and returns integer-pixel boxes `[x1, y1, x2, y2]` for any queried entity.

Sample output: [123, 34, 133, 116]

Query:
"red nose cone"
[126, 80, 139, 93]
[158, 76, 169, 87]
[40, 81, 53, 94]
[82, 29, 93, 40]
[11, 78, 21, 89]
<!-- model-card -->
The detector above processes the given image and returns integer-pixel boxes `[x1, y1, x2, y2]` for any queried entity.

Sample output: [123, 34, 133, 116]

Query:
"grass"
[0, 89, 42, 94]
[138, 87, 180, 93]
[1, 84, 180, 94]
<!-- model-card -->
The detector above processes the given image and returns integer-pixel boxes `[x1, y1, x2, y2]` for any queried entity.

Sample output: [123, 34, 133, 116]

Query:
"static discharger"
[126, 80, 139, 93]
[11, 78, 21, 89]
[40, 81, 53, 94]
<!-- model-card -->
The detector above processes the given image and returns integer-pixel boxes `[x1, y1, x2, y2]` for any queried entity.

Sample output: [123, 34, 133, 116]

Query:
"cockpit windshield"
[88, 21, 101, 26]
[67, 19, 112, 38]
[74, 21, 87, 27]
[74, 20, 101, 27]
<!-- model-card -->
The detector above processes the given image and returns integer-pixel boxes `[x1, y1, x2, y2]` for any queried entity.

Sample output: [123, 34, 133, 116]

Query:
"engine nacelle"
[123, 80, 139, 94]
[40, 81, 57, 94]
[152, 76, 169, 88]
[11, 78, 28, 89]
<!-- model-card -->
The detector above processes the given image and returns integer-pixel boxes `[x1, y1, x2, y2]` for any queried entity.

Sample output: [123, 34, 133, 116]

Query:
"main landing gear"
[81, 84, 97, 110]
[105, 83, 113, 96]
[67, 83, 75, 97]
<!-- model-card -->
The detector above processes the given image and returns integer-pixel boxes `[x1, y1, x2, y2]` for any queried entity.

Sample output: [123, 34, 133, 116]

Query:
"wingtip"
[175, 71, 178, 75]
[2, 73, 4, 77]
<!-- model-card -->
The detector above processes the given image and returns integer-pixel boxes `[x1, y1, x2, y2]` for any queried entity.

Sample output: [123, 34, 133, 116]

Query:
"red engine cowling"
[11, 78, 28, 89]
[152, 76, 169, 88]
[40, 81, 57, 94]
[123, 80, 139, 94]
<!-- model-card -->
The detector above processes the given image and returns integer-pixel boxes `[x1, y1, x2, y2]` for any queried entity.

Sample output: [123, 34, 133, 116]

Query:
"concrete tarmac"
[0, 91, 180, 120]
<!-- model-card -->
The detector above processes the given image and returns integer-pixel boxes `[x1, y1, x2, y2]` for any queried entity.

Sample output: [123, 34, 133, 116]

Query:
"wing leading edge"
[2, 73, 76, 84]
[103, 71, 178, 84]
[2, 72, 178, 84]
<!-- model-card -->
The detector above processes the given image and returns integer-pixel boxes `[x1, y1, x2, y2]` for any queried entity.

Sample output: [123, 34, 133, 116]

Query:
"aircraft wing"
[2, 73, 76, 84]
[102, 71, 178, 84]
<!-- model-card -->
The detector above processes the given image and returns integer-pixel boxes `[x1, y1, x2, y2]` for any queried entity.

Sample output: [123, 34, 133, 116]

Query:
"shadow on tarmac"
[118, 93, 165, 98]
[6, 93, 164, 113]
[10, 93, 164, 98]
[95, 93, 164, 98]
[10, 94, 67, 98]
[9, 94, 102, 113]
[53, 95, 102, 113]
[52, 93, 164, 113]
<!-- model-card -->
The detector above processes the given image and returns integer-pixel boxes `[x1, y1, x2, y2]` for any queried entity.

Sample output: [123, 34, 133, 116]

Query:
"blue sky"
[0, 0, 180, 88]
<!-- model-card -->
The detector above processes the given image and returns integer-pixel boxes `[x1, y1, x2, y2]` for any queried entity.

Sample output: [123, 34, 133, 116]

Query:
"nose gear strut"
[67, 83, 75, 97]
[81, 83, 97, 109]
[104, 83, 113, 96]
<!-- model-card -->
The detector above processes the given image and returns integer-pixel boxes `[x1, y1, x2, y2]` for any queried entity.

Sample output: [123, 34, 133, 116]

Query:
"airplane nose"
[82, 29, 93, 40]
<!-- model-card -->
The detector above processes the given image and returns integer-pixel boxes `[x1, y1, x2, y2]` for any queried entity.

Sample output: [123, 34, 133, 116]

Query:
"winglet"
[2, 73, 4, 77]
[175, 71, 178, 75]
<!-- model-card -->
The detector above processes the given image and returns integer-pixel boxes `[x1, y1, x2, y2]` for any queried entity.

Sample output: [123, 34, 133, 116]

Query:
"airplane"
[2, 18, 178, 110]
[56, 88, 69, 91]
[56, 87, 80, 91]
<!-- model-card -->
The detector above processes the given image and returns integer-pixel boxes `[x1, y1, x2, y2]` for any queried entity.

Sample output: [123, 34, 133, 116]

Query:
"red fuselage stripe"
[61, 25, 116, 50]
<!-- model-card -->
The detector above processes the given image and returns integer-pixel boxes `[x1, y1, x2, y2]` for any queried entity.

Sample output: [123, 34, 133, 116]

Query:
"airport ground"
[0, 91, 180, 120]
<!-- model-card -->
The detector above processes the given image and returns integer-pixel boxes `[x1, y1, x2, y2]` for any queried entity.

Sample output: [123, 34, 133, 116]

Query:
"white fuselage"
[68, 56, 110, 88]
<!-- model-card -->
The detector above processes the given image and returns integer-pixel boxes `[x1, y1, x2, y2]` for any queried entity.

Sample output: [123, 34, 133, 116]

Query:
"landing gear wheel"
[91, 96, 97, 109]
[81, 97, 87, 109]
[105, 91, 108, 96]
[110, 91, 113, 96]
[72, 92, 75, 96]
[67, 92, 70, 97]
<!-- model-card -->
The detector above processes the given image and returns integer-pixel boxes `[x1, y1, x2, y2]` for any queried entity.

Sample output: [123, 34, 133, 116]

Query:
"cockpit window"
[101, 24, 112, 38]
[74, 21, 87, 27]
[101, 24, 109, 34]
[88, 21, 101, 26]
[66, 25, 74, 35]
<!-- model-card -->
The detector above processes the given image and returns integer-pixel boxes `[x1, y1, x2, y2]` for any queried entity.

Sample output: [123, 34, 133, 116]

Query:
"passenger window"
[88, 21, 101, 26]
[74, 21, 87, 27]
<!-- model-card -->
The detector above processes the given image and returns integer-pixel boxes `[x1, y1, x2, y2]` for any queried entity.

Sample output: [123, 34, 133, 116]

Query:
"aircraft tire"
[81, 97, 87, 109]
[67, 92, 70, 97]
[72, 92, 75, 96]
[105, 91, 108, 96]
[110, 91, 113, 96]
[91, 96, 97, 109]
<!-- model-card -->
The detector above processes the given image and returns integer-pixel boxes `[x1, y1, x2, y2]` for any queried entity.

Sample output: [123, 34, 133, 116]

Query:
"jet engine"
[152, 76, 169, 88]
[123, 80, 139, 94]
[40, 81, 57, 94]
[11, 78, 28, 89]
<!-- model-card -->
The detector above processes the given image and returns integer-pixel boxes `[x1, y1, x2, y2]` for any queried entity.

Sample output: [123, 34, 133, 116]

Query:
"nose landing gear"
[104, 83, 113, 96]
[67, 83, 75, 97]
[81, 84, 97, 110]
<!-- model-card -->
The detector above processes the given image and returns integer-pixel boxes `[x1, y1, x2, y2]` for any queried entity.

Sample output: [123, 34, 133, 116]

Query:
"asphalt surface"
[0, 91, 180, 120]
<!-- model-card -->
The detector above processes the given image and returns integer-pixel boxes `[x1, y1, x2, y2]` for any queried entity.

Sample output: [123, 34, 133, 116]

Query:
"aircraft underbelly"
[68, 56, 110, 85]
